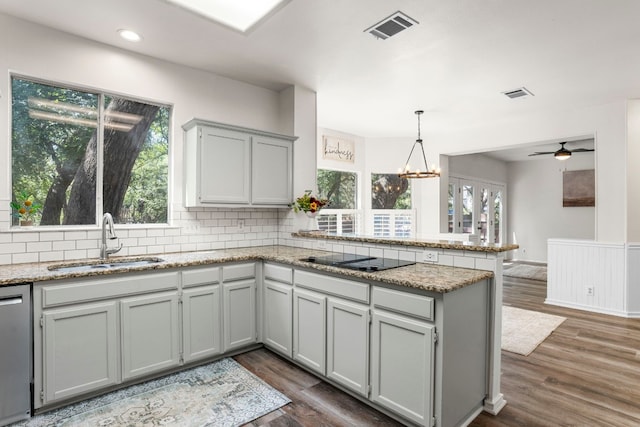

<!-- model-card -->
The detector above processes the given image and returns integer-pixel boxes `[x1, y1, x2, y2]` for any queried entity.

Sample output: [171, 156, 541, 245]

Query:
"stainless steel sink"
[48, 257, 163, 273]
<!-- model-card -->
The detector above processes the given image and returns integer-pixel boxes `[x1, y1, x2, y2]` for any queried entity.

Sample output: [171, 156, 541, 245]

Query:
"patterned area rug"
[502, 306, 566, 356]
[503, 263, 547, 281]
[15, 358, 290, 427]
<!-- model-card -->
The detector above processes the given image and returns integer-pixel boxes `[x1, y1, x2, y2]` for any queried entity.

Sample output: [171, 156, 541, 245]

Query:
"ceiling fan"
[528, 142, 594, 161]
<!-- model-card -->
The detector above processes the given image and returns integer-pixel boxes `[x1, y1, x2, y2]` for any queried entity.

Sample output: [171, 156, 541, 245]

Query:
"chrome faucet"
[100, 213, 123, 260]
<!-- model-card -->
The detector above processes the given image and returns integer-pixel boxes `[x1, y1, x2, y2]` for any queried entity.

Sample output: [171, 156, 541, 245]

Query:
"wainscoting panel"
[547, 239, 626, 316]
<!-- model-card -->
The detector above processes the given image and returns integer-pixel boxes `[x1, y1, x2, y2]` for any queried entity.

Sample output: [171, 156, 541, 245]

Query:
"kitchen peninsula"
[288, 231, 518, 419]
[0, 241, 512, 427]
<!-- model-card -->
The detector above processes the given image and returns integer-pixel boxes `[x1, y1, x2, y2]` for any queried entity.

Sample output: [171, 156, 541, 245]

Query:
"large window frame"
[10, 75, 171, 228]
[370, 173, 414, 237]
[316, 169, 360, 234]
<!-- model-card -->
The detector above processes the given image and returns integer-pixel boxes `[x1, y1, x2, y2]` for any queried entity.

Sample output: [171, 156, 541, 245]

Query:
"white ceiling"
[1, 0, 640, 147]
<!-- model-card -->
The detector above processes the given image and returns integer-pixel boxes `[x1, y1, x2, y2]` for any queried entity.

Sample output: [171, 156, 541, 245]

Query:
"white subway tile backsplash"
[64, 250, 87, 260]
[64, 231, 87, 241]
[27, 241, 53, 252]
[454, 256, 476, 269]
[0, 242, 27, 254]
[13, 252, 38, 264]
[39, 251, 64, 263]
[12, 232, 40, 243]
[53, 241, 76, 251]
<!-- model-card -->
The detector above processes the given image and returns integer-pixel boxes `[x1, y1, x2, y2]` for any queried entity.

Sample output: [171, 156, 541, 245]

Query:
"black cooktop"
[301, 253, 415, 272]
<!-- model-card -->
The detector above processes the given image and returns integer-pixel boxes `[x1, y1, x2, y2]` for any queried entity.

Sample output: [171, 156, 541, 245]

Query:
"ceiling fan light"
[554, 150, 571, 160]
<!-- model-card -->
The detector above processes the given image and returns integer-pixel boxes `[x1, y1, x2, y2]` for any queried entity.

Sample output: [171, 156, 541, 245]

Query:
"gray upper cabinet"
[183, 119, 296, 207]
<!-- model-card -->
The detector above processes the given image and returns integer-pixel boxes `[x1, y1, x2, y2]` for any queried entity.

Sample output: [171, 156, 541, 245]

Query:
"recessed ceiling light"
[118, 29, 142, 42]
[164, 0, 290, 33]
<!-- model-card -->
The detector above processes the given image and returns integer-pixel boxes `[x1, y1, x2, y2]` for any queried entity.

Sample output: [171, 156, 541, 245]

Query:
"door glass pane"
[448, 183, 455, 233]
[462, 185, 474, 233]
[494, 191, 503, 244]
[479, 188, 489, 242]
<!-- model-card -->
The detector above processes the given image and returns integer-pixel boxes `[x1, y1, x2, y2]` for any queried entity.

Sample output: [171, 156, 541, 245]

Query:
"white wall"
[0, 13, 316, 265]
[448, 153, 509, 184]
[507, 156, 595, 262]
[429, 101, 626, 244]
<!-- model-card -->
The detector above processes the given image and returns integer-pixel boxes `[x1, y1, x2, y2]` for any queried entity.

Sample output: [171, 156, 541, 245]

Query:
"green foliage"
[10, 190, 42, 222]
[316, 169, 357, 209]
[11, 77, 170, 226]
[371, 173, 411, 209]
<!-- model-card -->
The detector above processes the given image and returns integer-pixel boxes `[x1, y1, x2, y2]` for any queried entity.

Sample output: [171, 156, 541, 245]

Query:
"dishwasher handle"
[0, 296, 23, 306]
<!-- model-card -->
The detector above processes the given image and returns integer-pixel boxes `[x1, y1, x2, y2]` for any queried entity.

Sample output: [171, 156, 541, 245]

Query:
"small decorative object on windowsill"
[398, 110, 441, 179]
[290, 190, 329, 232]
[10, 190, 42, 227]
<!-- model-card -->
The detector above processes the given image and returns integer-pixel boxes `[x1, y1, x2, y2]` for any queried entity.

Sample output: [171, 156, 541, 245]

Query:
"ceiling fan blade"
[528, 151, 555, 156]
[570, 148, 595, 153]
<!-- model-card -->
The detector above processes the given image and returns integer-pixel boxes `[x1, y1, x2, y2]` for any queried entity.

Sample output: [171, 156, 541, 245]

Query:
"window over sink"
[10, 76, 170, 227]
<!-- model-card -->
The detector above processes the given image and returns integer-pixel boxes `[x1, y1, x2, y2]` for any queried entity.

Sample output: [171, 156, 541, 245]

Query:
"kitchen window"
[316, 169, 359, 233]
[10, 76, 170, 227]
[371, 173, 414, 237]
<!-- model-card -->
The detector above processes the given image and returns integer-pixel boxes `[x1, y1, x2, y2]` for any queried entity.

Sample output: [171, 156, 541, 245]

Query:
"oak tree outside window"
[316, 169, 358, 233]
[371, 173, 413, 237]
[11, 76, 170, 226]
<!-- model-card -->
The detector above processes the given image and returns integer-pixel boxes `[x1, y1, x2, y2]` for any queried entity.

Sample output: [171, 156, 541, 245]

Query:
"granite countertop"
[0, 246, 493, 294]
[292, 231, 519, 253]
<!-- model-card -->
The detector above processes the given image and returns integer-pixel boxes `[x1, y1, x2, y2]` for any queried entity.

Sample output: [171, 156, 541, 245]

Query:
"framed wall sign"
[563, 169, 595, 207]
[322, 135, 355, 163]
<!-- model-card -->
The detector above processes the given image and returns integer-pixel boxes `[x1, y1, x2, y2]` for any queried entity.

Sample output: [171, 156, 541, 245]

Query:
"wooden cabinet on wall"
[183, 119, 295, 208]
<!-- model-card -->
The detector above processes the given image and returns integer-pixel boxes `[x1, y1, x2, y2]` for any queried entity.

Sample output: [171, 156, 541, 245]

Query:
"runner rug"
[16, 358, 290, 427]
[502, 306, 566, 356]
[503, 263, 548, 281]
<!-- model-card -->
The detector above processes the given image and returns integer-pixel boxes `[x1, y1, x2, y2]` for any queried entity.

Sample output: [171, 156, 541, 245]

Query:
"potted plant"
[10, 191, 42, 227]
[290, 190, 329, 231]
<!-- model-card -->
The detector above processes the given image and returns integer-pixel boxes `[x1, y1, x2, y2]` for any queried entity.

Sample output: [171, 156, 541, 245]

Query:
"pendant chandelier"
[398, 110, 440, 179]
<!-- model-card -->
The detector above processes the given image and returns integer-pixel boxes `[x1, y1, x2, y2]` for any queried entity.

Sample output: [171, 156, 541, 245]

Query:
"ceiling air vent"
[365, 11, 418, 40]
[502, 87, 534, 99]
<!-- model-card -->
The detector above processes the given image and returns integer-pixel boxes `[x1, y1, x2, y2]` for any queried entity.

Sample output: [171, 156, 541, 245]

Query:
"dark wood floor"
[235, 274, 640, 426]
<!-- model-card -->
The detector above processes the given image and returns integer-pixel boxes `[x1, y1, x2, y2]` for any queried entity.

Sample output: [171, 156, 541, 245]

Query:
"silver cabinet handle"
[0, 296, 23, 306]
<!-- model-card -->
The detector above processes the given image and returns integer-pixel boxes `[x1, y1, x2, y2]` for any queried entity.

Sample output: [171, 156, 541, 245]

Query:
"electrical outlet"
[586, 286, 594, 296]
[237, 219, 245, 230]
[423, 250, 439, 263]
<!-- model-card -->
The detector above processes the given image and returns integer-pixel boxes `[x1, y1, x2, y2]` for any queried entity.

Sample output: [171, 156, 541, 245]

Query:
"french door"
[448, 177, 505, 244]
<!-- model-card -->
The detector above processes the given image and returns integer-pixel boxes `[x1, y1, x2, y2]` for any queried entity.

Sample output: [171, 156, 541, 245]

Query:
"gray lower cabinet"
[292, 288, 326, 375]
[292, 269, 371, 397]
[326, 298, 370, 397]
[370, 309, 435, 426]
[263, 279, 293, 357]
[121, 291, 180, 380]
[42, 301, 119, 403]
[182, 285, 222, 362]
[222, 263, 257, 351]
[34, 271, 179, 408]
[182, 266, 222, 363]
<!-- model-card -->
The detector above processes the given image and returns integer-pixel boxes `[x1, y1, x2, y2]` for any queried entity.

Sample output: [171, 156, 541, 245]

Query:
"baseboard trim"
[483, 393, 507, 415]
[544, 299, 636, 318]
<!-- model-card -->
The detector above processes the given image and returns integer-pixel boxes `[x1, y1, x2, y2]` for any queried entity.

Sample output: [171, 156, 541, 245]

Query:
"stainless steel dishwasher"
[0, 284, 32, 426]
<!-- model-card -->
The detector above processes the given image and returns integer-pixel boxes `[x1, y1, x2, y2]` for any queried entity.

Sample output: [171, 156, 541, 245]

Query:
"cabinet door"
[371, 310, 435, 427]
[292, 288, 326, 375]
[223, 279, 257, 351]
[43, 302, 119, 403]
[263, 280, 293, 357]
[121, 292, 180, 380]
[251, 136, 292, 205]
[199, 126, 251, 204]
[327, 298, 369, 396]
[182, 285, 222, 363]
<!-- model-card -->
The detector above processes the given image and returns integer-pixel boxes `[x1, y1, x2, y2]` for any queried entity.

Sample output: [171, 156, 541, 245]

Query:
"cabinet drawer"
[222, 263, 255, 281]
[264, 263, 293, 284]
[295, 270, 369, 303]
[40, 272, 179, 308]
[372, 287, 434, 321]
[182, 266, 221, 288]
